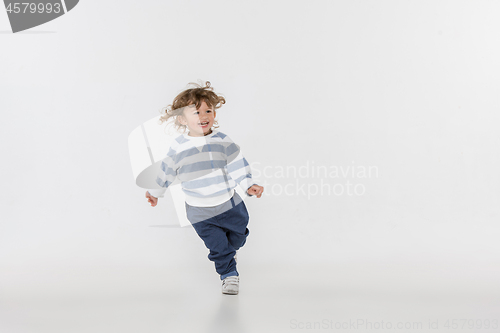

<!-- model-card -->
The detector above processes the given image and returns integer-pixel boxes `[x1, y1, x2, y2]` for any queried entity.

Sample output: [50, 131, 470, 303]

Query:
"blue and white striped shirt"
[147, 129, 256, 207]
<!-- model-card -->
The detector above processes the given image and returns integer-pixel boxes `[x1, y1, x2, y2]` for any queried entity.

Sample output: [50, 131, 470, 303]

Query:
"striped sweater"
[147, 129, 257, 207]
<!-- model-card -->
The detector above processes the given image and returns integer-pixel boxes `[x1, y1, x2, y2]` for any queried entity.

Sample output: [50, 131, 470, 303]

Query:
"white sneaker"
[222, 275, 239, 295]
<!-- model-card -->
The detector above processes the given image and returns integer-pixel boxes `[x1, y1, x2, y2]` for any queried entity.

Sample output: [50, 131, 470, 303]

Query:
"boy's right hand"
[146, 191, 158, 207]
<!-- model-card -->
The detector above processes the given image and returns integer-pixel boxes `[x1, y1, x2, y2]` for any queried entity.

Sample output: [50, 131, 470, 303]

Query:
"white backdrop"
[1, 1, 499, 332]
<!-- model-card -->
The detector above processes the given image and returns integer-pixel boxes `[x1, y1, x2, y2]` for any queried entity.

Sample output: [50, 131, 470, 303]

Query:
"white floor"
[1, 260, 498, 333]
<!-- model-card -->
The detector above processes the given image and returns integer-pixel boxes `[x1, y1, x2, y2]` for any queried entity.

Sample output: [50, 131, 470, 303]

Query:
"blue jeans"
[185, 192, 250, 280]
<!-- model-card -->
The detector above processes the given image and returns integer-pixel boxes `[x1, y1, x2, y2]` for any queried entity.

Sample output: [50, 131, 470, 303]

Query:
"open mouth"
[198, 121, 209, 127]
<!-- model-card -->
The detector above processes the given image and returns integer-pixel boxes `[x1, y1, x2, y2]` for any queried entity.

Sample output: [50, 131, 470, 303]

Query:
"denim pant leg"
[191, 218, 237, 278]
[217, 195, 250, 251]
[186, 193, 250, 280]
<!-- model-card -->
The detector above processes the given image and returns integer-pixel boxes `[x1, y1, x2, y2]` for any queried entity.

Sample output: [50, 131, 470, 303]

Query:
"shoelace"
[223, 276, 239, 286]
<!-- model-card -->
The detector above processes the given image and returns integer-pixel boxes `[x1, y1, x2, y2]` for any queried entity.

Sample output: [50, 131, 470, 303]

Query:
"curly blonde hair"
[158, 81, 226, 133]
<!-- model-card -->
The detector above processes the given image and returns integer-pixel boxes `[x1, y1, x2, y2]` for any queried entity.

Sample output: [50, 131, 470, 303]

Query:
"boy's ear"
[178, 115, 187, 125]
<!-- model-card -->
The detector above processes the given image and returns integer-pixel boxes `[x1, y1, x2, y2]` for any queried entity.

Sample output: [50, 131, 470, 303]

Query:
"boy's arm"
[147, 148, 177, 198]
[224, 136, 257, 197]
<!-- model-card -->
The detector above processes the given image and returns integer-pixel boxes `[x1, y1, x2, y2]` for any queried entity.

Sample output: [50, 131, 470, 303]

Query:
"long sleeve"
[224, 137, 257, 197]
[147, 147, 177, 198]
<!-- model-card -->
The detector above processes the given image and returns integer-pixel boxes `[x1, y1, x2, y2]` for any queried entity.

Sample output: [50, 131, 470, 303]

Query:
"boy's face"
[179, 100, 216, 137]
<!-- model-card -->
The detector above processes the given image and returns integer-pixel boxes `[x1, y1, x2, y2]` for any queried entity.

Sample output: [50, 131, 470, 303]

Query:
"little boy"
[145, 82, 264, 295]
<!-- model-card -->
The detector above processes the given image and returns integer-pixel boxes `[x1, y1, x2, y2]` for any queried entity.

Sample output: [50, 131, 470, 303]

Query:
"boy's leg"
[186, 203, 238, 279]
[218, 193, 250, 251]
[191, 221, 238, 279]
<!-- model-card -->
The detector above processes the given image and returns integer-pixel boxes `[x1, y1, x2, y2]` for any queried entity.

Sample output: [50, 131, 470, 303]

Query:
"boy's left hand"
[247, 185, 264, 198]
